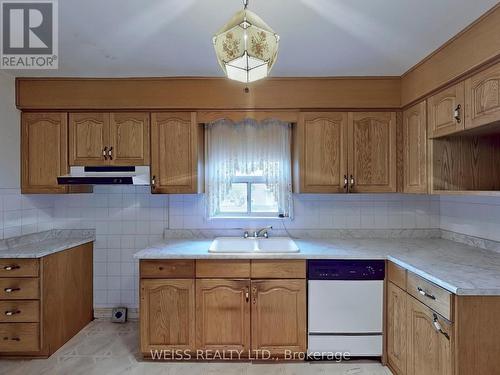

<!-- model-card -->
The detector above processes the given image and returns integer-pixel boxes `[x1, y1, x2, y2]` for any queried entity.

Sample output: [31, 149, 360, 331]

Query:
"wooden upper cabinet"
[196, 279, 250, 352]
[140, 279, 195, 354]
[403, 101, 428, 194]
[21, 112, 68, 194]
[387, 282, 407, 375]
[251, 279, 306, 356]
[294, 112, 348, 193]
[406, 296, 453, 375]
[69, 112, 150, 166]
[151, 112, 203, 194]
[69, 113, 109, 165]
[465, 62, 500, 130]
[348, 112, 397, 192]
[428, 81, 465, 138]
[109, 113, 150, 165]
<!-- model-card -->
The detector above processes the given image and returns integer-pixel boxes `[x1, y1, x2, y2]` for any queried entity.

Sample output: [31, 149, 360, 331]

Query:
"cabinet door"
[251, 279, 306, 356]
[140, 279, 195, 354]
[387, 282, 407, 375]
[109, 112, 150, 165]
[294, 112, 348, 193]
[348, 112, 397, 192]
[69, 113, 109, 165]
[465, 63, 500, 130]
[428, 82, 465, 138]
[151, 112, 203, 194]
[21, 113, 68, 194]
[403, 101, 428, 194]
[196, 279, 250, 352]
[407, 296, 453, 375]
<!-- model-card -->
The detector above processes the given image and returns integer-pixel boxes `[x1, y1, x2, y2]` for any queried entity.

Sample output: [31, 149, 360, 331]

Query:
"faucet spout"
[254, 225, 273, 238]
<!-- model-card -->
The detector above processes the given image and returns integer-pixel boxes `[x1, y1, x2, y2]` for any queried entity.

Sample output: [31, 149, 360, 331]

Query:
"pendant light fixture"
[213, 0, 280, 83]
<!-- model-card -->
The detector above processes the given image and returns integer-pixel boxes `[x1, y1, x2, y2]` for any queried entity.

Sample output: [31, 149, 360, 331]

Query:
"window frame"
[216, 175, 280, 218]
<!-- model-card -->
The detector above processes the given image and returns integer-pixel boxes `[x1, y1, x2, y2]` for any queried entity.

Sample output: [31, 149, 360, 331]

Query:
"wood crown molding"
[15, 4, 500, 111]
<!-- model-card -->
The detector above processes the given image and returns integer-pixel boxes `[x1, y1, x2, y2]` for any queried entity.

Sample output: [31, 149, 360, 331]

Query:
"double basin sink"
[209, 237, 300, 253]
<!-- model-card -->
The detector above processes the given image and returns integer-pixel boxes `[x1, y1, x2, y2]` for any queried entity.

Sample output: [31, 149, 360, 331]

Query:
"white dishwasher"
[307, 260, 385, 357]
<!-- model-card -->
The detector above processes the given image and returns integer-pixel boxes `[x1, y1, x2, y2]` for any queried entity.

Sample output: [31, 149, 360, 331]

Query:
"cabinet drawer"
[387, 261, 406, 290]
[251, 260, 306, 279]
[0, 323, 40, 352]
[0, 301, 39, 323]
[196, 260, 250, 278]
[0, 278, 39, 300]
[0, 259, 39, 278]
[140, 260, 195, 278]
[407, 273, 453, 321]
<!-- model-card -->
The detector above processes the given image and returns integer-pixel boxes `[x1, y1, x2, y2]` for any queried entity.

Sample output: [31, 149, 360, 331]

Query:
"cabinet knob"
[245, 288, 249, 303]
[343, 175, 348, 192]
[103, 146, 108, 160]
[108, 147, 113, 160]
[151, 176, 156, 189]
[350, 175, 355, 190]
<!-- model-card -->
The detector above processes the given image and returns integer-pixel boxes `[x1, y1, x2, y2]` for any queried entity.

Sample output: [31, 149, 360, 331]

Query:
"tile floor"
[0, 320, 393, 375]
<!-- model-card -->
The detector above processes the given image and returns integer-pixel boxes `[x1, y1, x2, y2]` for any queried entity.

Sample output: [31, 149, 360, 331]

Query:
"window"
[205, 118, 293, 218]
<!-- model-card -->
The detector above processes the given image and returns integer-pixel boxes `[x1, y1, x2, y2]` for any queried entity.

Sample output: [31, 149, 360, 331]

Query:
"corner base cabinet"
[139, 259, 306, 359]
[386, 261, 500, 375]
[0, 243, 93, 358]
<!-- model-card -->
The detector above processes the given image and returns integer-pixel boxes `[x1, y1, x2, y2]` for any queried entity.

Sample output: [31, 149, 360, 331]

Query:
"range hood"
[58, 166, 150, 185]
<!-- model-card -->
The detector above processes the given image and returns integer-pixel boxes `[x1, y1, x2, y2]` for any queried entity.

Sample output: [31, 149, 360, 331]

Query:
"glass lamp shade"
[213, 9, 279, 83]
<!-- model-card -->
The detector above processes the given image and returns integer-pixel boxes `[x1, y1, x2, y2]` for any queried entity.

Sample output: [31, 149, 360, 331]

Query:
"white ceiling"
[10, 0, 499, 77]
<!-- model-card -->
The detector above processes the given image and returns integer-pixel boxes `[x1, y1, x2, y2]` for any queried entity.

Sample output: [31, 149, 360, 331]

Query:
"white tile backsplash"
[440, 195, 500, 242]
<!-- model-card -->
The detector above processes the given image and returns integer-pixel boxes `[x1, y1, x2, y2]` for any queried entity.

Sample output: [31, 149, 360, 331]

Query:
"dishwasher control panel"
[307, 260, 385, 280]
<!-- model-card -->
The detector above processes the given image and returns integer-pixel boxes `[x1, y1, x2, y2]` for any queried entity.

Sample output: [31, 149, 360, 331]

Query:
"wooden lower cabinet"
[406, 296, 453, 375]
[0, 242, 93, 358]
[196, 279, 250, 352]
[139, 260, 307, 360]
[251, 279, 306, 356]
[387, 282, 407, 375]
[140, 279, 195, 354]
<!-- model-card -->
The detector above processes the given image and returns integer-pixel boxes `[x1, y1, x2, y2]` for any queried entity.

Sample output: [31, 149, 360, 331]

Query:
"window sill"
[208, 216, 291, 221]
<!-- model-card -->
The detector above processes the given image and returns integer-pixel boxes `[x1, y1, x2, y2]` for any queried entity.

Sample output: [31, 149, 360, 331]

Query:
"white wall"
[0, 72, 20, 188]
[440, 195, 500, 242]
[0, 72, 56, 239]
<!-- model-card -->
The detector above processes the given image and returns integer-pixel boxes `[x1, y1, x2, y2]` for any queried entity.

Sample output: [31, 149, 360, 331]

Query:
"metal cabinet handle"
[343, 175, 348, 191]
[5, 310, 21, 316]
[3, 288, 20, 293]
[417, 287, 436, 300]
[454, 104, 462, 124]
[245, 288, 249, 303]
[3, 265, 20, 271]
[108, 147, 113, 160]
[151, 175, 156, 189]
[103, 146, 108, 160]
[433, 314, 450, 340]
[3, 337, 21, 341]
[252, 287, 257, 304]
[350, 175, 355, 190]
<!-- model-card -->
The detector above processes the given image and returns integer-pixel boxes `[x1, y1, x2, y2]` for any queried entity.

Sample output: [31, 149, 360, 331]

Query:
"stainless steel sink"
[208, 237, 300, 253]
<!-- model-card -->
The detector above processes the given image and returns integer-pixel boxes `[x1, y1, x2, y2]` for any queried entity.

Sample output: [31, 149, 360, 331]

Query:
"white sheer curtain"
[205, 118, 293, 218]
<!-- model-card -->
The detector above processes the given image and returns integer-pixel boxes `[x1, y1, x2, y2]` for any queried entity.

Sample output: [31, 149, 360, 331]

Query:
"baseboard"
[94, 307, 139, 320]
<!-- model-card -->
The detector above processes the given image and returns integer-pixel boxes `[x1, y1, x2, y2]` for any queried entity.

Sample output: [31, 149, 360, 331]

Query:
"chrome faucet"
[254, 226, 273, 238]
